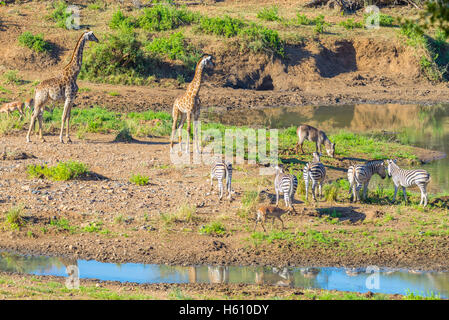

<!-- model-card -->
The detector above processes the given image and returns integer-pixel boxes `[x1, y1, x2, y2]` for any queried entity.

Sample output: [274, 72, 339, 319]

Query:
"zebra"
[386, 159, 431, 206]
[347, 160, 387, 202]
[303, 152, 326, 201]
[210, 161, 232, 200]
[274, 164, 298, 212]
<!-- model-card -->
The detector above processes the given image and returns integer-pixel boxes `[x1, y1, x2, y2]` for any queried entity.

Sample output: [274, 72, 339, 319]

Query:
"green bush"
[364, 13, 395, 27]
[2, 70, 22, 85]
[240, 23, 284, 56]
[80, 29, 153, 85]
[18, 32, 51, 53]
[109, 9, 136, 31]
[4, 204, 26, 230]
[197, 15, 245, 38]
[46, 1, 73, 29]
[145, 32, 201, 70]
[339, 18, 363, 30]
[199, 222, 226, 236]
[137, 4, 199, 31]
[130, 174, 149, 186]
[257, 6, 281, 22]
[296, 13, 313, 25]
[27, 161, 88, 181]
[313, 15, 330, 34]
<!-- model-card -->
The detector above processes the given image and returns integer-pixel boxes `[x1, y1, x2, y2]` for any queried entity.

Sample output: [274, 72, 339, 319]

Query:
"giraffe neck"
[63, 36, 87, 80]
[186, 62, 205, 98]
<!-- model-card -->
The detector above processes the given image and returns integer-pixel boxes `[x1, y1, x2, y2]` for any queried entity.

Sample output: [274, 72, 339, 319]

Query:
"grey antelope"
[274, 164, 298, 212]
[210, 160, 232, 200]
[386, 159, 431, 207]
[347, 160, 387, 202]
[303, 152, 326, 201]
[253, 205, 287, 232]
[296, 124, 336, 158]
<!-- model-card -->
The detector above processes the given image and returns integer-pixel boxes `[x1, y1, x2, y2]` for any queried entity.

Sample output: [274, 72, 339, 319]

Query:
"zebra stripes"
[347, 160, 386, 202]
[303, 152, 326, 201]
[210, 161, 232, 200]
[386, 159, 431, 206]
[274, 164, 298, 211]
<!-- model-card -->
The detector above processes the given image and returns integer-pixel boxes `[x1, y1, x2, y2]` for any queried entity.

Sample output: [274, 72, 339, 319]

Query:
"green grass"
[18, 32, 51, 53]
[27, 161, 88, 181]
[50, 217, 78, 234]
[257, 6, 281, 22]
[339, 18, 363, 30]
[129, 174, 149, 186]
[2, 70, 22, 85]
[161, 204, 197, 225]
[4, 204, 26, 230]
[199, 221, 226, 236]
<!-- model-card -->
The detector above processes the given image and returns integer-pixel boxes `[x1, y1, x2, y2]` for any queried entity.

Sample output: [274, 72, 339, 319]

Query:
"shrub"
[239, 23, 284, 56]
[313, 15, 330, 34]
[80, 29, 152, 85]
[18, 32, 51, 53]
[47, 1, 73, 29]
[109, 9, 136, 31]
[339, 18, 363, 30]
[130, 174, 149, 186]
[145, 32, 201, 70]
[197, 15, 245, 38]
[27, 161, 88, 181]
[257, 6, 281, 22]
[199, 222, 226, 236]
[137, 4, 198, 31]
[4, 204, 26, 230]
[296, 13, 312, 25]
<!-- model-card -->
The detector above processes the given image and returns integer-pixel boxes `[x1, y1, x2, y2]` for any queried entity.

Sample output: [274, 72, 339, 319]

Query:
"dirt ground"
[0, 133, 448, 272]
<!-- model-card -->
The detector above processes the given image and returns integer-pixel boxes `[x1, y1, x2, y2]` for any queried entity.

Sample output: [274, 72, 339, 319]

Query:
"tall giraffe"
[26, 30, 98, 143]
[170, 54, 213, 153]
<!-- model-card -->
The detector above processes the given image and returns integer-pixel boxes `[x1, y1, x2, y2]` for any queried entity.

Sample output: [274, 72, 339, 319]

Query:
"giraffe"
[26, 30, 99, 143]
[170, 54, 214, 153]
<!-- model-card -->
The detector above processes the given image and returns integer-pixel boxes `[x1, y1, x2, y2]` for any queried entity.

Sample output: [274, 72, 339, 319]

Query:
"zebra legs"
[392, 185, 398, 203]
[402, 187, 407, 203]
[418, 185, 428, 207]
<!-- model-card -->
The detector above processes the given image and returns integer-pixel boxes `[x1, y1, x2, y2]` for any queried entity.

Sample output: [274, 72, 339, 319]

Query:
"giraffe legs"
[59, 99, 74, 144]
[186, 113, 192, 154]
[27, 99, 45, 143]
[193, 109, 201, 154]
[65, 104, 73, 143]
[170, 108, 179, 150]
[177, 113, 187, 151]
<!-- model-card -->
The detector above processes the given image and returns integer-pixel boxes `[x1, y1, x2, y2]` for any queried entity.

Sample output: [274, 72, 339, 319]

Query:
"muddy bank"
[0, 271, 400, 300]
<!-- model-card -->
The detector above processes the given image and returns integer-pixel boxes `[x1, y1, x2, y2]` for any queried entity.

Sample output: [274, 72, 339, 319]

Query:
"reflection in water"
[1, 251, 448, 298]
[204, 104, 449, 193]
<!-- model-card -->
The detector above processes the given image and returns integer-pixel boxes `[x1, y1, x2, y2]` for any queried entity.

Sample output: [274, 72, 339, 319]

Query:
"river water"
[0, 251, 448, 298]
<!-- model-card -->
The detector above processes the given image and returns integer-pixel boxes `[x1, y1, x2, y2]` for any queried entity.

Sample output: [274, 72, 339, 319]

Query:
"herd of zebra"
[210, 124, 432, 214]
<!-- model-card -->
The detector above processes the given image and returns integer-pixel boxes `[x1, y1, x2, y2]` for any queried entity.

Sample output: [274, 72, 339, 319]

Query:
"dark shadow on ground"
[316, 206, 366, 223]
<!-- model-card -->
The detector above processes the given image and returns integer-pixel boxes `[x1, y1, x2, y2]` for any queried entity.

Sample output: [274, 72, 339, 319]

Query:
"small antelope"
[296, 124, 336, 158]
[0, 101, 26, 119]
[254, 205, 287, 232]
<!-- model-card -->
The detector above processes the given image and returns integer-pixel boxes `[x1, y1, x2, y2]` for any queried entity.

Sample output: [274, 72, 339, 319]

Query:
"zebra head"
[274, 164, 284, 174]
[377, 161, 387, 179]
[386, 159, 397, 177]
[225, 161, 232, 171]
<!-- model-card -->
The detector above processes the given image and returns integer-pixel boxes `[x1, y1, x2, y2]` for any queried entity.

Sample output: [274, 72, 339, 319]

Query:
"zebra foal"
[386, 159, 431, 206]
[210, 161, 233, 200]
[303, 152, 326, 201]
[274, 164, 298, 212]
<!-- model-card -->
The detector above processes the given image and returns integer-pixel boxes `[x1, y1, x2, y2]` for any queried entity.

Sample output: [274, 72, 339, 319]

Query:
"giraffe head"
[199, 54, 214, 69]
[83, 30, 99, 43]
